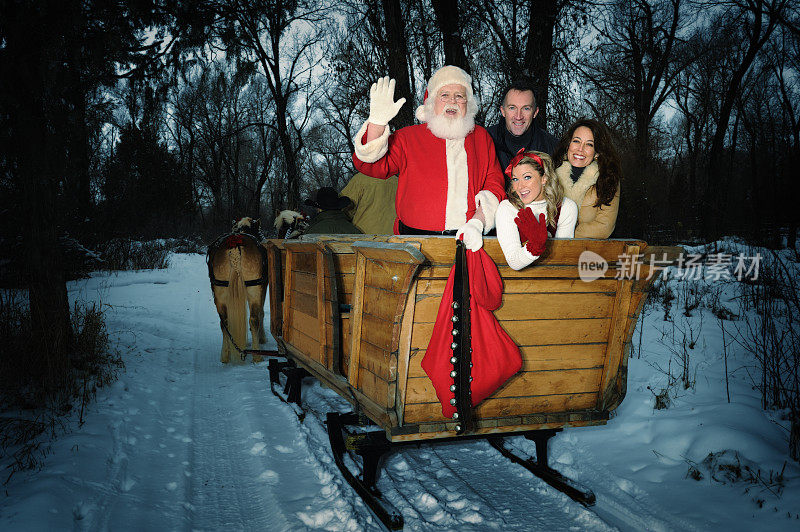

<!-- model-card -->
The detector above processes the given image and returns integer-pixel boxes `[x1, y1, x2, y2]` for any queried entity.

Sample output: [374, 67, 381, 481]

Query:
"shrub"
[0, 293, 123, 483]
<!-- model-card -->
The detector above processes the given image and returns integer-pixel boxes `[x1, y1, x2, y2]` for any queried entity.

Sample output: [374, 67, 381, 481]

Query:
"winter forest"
[2, 0, 800, 529]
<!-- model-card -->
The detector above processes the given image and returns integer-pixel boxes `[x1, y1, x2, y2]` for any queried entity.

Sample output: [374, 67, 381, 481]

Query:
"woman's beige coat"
[555, 162, 620, 239]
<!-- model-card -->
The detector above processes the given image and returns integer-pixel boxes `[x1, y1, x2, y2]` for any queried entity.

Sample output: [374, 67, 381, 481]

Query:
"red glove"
[514, 208, 548, 256]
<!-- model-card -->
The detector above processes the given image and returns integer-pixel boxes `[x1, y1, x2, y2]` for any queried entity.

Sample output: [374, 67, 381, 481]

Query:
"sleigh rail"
[264, 235, 681, 443]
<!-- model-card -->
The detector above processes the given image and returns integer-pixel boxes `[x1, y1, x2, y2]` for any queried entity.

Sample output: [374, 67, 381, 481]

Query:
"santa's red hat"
[416, 65, 475, 122]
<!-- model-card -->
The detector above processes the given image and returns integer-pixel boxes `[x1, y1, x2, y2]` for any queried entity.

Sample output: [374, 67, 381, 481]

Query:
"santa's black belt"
[398, 220, 457, 236]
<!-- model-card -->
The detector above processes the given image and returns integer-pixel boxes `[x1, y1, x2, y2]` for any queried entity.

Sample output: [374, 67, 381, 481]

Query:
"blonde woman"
[495, 149, 578, 270]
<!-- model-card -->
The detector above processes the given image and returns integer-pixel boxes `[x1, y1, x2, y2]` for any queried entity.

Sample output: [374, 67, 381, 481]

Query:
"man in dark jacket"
[487, 79, 558, 173]
[303, 187, 363, 235]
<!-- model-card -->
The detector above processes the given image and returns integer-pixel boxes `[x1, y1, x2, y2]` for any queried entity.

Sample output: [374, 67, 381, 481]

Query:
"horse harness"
[206, 231, 269, 288]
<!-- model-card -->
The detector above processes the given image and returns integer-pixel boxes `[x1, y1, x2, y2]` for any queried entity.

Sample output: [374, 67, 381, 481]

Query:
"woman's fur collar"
[556, 161, 599, 211]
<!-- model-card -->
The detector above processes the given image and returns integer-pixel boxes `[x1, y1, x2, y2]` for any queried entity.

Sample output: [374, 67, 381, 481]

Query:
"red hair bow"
[504, 148, 543, 179]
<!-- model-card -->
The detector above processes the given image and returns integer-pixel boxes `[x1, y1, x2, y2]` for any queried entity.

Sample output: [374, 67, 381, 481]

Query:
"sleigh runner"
[264, 234, 680, 528]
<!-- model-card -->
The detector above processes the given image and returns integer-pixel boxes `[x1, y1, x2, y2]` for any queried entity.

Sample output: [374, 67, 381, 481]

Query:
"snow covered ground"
[2, 250, 799, 531]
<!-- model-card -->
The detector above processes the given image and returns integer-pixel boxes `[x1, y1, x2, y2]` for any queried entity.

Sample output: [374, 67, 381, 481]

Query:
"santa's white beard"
[426, 107, 476, 140]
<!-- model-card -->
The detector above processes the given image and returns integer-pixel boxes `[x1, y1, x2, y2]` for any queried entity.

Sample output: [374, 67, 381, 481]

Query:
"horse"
[207, 217, 268, 364]
[274, 209, 308, 239]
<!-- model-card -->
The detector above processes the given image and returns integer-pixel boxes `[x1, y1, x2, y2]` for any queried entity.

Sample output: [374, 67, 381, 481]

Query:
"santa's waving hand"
[368, 77, 406, 127]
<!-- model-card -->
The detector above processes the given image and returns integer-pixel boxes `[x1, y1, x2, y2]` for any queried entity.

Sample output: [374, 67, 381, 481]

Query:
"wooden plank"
[325, 241, 358, 254]
[266, 242, 284, 338]
[416, 278, 620, 295]
[286, 326, 319, 360]
[358, 366, 391, 409]
[363, 260, 420, 293]
[347, 252, 367, 386]
[405, 368, 602, 404]
[357, 340, 397, 382]
[597, 244, 638, 410]
[324, 275, 354, 306]
[316, 248, 327, 369]
[352, 242, 427, 264]
[411, 318, 611, 348]
[412, 292, 614, 321]
[360, 312, 395, 352]
[281, 249, 295, 339]
[417, 264, 624, 280]
[412, 294, 442, 323]
[395, 280, 418, 427]
[285, 250, 316, 274]
[403, 392, 598, 424]
[362, 285, 407, 323]
[289, 309, 318, 341]
[294, 271, 316, 295]
[518, 344, 606, 370]
[388, 237, 645, 267]
[290, 290, 317, 318]
[407, 343, 606, 379]
[333, 253, 356, 274]
[389, 417, 606, 442]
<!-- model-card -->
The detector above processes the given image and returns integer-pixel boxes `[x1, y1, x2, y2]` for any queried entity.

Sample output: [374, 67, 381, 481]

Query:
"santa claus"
[352, 66, 505, 250]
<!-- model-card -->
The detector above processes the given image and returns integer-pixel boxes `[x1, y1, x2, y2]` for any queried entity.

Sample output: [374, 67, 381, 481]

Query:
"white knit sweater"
[495, 198, 578, 270]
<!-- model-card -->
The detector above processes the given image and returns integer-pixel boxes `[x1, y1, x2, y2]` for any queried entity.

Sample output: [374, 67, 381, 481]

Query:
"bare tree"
[700, 0, 787, 240]
[583, 0, 694, 158]
[467, 0, 579, 126]
[203, 0, 326, 210]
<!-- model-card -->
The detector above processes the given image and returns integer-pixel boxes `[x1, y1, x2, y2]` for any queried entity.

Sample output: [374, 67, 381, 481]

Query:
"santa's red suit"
[352, 123, 505, 233]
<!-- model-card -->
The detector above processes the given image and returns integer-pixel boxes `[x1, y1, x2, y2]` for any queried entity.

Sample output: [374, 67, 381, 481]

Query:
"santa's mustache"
[443, 103, 460, 115]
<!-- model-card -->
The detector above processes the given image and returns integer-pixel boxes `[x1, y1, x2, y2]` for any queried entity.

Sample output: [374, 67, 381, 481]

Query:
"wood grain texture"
[410, 318, 611, 348]
[407, 343, 607, 379]
[403, 392, 598, 424]
[412, 292, 615, 321]
[405, 368, 602, 404]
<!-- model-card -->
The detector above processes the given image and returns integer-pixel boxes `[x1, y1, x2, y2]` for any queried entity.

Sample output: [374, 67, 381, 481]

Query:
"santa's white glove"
[368, 76, 406, 126]
[456, 218, 484, 252]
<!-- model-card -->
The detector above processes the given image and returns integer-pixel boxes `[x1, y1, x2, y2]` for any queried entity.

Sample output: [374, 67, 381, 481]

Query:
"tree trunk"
[382, 0, 414, 128]
[523, 0, 559, 127]
[4, 1, 75, 372]
[703, 3, 775, 241]
[431, 0, 470, 73]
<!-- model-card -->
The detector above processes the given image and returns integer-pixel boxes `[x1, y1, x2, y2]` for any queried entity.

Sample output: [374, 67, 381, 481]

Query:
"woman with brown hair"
[553, 119, 621, 238]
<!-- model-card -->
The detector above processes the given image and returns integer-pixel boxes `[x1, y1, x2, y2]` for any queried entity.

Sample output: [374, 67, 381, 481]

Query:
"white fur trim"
[353, 121, 390, 163]
[475, 190, 500, 233]
[425, 66, 473, 103]
[415, 105, 426, 122]
[555, 162, 599, 214]
[444, 138, 469, 230]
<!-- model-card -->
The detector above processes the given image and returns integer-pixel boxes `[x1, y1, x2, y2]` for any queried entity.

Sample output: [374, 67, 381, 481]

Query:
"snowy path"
[2, 253, 798, 531]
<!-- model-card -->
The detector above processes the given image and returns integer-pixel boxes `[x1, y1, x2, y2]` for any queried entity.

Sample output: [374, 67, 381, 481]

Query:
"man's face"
[433, 83, 468, 118]
[500, 89, 538, 136]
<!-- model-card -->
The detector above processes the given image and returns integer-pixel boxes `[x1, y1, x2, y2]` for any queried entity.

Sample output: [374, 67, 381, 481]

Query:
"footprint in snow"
[415, 492, 439, 510]
[249, 442, 267, 456]
[274, 445, 293, 454]
[72, 501, 90, 521]
[120, 476, 136, 492]
[258, 470, 280, 485]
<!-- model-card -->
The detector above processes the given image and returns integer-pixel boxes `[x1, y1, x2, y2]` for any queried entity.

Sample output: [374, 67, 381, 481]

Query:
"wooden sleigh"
[263, 234, 681, 529]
